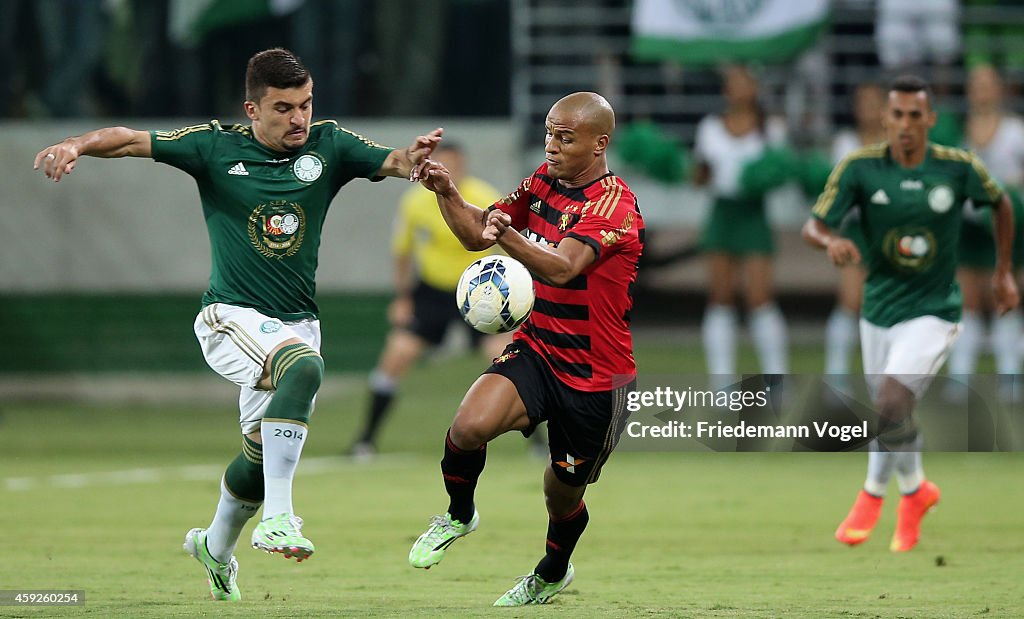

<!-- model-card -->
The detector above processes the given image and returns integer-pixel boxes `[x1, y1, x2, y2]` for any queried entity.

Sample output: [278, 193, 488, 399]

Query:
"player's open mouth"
[288, 129, 306, 137]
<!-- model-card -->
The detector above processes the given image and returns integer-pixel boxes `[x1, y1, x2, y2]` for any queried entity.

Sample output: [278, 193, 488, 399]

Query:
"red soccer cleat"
[890, 480, 940, 552]
[835, 489, 884, 546]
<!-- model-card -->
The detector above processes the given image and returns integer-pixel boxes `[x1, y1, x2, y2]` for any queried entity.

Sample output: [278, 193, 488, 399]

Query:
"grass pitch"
[2, 342, 1022, 617]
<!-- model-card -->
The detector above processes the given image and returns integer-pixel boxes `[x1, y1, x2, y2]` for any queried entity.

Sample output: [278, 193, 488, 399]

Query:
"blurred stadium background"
[3, 2, 1024, 616]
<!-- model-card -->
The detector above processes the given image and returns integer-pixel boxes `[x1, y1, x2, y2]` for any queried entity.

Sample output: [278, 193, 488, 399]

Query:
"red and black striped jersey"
[491, 164, 644, 392]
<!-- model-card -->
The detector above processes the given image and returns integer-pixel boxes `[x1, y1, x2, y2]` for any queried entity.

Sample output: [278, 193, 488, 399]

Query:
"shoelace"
[264, 515, 305, 539]
[505, 574, 542, 604]
[423, 515, 460, 543]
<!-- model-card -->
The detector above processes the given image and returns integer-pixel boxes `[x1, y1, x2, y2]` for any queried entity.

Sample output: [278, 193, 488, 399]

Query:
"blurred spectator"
[369, 0, 447, 116]
[875, 0, 960, 72]
[692, 66, 790, 387]
[289, 0, 366, 117]
[0, 0, 109, 117]
[964, 0, 1024, 84]
[946, 64, 1024, 401]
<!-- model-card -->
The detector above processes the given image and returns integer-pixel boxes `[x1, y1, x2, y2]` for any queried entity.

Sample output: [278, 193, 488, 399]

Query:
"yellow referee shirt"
[391, 176, 503, 291]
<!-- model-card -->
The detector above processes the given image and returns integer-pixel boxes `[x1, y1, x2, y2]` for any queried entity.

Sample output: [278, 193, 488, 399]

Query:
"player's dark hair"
[245, 48, 311, 102]
[888, 75, 934, 106]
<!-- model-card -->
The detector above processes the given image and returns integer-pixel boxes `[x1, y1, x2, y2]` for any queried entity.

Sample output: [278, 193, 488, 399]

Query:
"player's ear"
[244, 100, 258, 121]
[594, 134, 609, 155]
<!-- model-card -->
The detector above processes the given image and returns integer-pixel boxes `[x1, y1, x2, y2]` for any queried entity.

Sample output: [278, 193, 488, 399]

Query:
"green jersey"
[813, 142, 1003, 327]
[150, 120, 391, 320]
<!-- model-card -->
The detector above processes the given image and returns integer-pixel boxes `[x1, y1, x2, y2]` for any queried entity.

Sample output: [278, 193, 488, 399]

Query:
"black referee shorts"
[484, 343, 634, 487]
[405, 281, 484, 347]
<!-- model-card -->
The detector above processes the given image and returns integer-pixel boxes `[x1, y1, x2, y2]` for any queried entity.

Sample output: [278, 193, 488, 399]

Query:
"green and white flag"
[632, 0, 830, 65]
[170, 0, 305, 47]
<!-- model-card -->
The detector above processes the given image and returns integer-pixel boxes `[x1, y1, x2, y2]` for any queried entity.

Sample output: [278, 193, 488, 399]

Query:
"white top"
[967, 115, 1024, 187]
[694, 115, 786, 198]
[831, 129, 864, 165]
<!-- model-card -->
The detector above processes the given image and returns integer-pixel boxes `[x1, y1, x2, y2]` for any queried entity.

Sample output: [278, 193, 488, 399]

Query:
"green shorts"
[699, 196, 774, 255]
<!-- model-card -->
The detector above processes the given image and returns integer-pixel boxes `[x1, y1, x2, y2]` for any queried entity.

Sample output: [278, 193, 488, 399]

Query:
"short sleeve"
[328, 124, 392, 181]
[566, 180, 639, 263]
[693, 116, 713, 163]
[812, 156, 860, 229]
[965, 151, 1004, 209]
[150, 123, 217, 177]
[491, 176, 533, 231]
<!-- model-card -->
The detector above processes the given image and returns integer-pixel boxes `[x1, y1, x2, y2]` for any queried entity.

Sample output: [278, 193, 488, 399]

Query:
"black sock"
[441, 429, 486, 524]
[359, 390, 394, 444]
[535, 501, 589, 583]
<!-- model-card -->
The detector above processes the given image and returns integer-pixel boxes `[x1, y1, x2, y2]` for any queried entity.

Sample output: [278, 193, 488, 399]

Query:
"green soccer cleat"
[493, 563, 575, 606]
[183, 528, 241, 601]
[408, 510, 479, 569]
[250, 513, 314, 562]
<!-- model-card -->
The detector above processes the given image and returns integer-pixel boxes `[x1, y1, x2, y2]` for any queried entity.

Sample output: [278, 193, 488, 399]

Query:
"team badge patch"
[928, 185, 954, 213]
[248, 200, 306, 258]
[883, 227, 937, 272]
[293, 154, 323, 182]
[260, 320, 283, 334]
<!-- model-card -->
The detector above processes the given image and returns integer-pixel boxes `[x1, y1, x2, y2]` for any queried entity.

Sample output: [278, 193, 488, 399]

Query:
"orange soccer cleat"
[835, 489, 884, 546]
[890, 480, 941, 552]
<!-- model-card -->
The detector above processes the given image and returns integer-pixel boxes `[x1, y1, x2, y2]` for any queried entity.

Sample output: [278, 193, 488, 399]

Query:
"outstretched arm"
[34, 127, 152, 182]
[801, 217, 861, 267]
[991, 193, 1020, 314]
[419, 160, 495, 251]
[376, 128, 444, 181]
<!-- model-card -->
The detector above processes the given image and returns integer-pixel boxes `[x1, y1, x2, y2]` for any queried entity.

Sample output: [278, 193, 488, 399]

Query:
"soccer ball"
[456, 255, 535, 334]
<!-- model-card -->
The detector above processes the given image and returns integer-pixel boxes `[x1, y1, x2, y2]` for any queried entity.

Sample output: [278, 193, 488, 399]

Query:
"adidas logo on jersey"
[228, 162, 249, 176]
[870, 189, 890, 205]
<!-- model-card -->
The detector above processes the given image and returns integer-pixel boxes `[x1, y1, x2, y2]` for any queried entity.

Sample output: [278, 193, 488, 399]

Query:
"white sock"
[261, 420, 308, 518]
[894, 452, 925, 494]
[369, 368, 398, 394]
[892, 434, 925, 494]
[750, 303, 788, 374]
[702, 304, 737, 387]
[825, 308, 858, 375]
[947, 311, 983, 376]
[991, 310, 1023, 374]
[864, 440, 893, 497]
[206, 479, 261, 563]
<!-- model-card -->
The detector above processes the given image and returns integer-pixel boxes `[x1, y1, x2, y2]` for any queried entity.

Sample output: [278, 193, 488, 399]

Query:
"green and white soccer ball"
[456, 255, 535, 334]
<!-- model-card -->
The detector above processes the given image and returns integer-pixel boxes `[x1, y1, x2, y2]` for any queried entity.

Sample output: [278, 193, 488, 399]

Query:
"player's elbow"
[544, 265, 579, 287]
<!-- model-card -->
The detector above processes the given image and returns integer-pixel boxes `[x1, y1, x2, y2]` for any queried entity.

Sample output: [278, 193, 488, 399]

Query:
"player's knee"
[875, 388, 917, 445]
[543, 483, 587, 518]
[449, 414, 490, 451]
[271, 344, 324, 397]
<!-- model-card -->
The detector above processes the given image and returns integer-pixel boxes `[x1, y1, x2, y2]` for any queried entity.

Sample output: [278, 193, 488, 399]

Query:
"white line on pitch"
[2, 454, 420, 492]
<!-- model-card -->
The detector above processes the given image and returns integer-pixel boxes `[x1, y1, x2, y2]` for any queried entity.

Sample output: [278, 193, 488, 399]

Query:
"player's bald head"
[548, 92, 615, 137]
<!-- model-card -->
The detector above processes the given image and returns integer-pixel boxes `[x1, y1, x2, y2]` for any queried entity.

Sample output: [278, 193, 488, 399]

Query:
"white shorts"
[194, 303, 322, 434]
[860, 315, 960, 399]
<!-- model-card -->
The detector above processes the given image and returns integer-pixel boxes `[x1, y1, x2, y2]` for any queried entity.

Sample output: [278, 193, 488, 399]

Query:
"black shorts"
[406, 281, 484, 347]
[484, 343, 634, 487]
